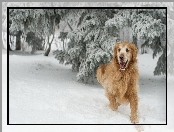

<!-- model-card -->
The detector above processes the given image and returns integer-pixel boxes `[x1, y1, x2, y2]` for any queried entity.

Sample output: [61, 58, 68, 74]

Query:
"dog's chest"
[109, 71, 131, 96]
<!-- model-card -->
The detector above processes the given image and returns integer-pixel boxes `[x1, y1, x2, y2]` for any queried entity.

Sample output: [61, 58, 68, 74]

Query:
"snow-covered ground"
[2, 49, 173, 131]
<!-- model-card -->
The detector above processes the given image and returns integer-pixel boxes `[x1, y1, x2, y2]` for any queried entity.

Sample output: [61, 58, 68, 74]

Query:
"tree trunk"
[41, 38, 45, 50]
[9, 43, 12, 51]
[63, 40, 65, 51]
[9, 35, 14, 51]
[120, 26, 133, 43]
[16, 31, 21, 50]
[67, 21, 73, 31]
[44, 43, 51, 56]
[31, 44, 36, 54]
[44, 18, 56, 56]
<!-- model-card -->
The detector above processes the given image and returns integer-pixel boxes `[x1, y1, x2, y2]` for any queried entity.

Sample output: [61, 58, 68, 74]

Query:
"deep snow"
[2, 49, 173, 132]
[6, 49, 166, 124]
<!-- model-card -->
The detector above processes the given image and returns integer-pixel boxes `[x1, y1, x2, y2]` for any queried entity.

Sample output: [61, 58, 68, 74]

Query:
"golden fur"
[96, 42, 139, 124]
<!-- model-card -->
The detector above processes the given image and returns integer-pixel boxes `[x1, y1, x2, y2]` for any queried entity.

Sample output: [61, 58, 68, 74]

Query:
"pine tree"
[54, 9, 166, 83]
[9, 8, 167, 83]
[106, 9, 166, 75]
[54, 9, 118, 83]
[9, 9, 61, 55]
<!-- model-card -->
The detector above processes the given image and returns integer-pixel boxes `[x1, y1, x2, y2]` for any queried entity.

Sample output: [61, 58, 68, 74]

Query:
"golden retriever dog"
[96, 42, 139, 124]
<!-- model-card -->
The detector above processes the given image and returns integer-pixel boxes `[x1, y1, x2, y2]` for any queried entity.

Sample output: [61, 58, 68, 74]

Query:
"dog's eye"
[126, 48, 129, 52]
[118, 48, 121, 52]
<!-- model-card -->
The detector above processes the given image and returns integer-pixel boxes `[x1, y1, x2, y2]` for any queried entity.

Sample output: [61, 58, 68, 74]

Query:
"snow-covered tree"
[58, 32, 68, 51]
[25, 32, 43, 53]
[54, 9, 117, 83]
[53, 9, 166, 83]
[7, 7, 167, 83]
[9, 9, 61, 55]
[106, 9, 166, 75]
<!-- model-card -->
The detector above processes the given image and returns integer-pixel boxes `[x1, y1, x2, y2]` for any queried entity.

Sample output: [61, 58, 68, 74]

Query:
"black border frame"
[7, 6, 167, 125]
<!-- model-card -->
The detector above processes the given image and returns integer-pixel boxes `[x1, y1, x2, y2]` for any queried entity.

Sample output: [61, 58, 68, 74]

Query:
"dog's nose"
[119, 56, 124, 60]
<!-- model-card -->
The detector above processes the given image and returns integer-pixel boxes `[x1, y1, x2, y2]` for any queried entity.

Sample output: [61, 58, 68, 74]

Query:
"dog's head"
[113, 42, 138, 70]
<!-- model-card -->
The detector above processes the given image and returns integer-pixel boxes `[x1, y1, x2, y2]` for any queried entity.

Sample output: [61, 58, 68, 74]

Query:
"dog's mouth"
[119, 60, 128, 70]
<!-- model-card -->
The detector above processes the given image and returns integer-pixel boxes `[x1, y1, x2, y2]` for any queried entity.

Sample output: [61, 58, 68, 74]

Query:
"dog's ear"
[130, 43, 138, 62]
[113, 43, 119, 60]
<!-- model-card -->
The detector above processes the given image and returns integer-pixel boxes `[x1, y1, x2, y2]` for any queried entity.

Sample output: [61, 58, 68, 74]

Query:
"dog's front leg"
[128, 92, 139, 124]
[105, 90, 119, 111]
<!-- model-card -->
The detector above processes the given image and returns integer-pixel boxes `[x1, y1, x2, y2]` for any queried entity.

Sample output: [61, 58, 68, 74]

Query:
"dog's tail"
[96, 64, 106, 84]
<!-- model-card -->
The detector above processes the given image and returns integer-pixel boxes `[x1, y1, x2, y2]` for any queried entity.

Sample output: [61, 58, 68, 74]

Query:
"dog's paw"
[109, 103, 118, 111]
[130, 116, 139, 124]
